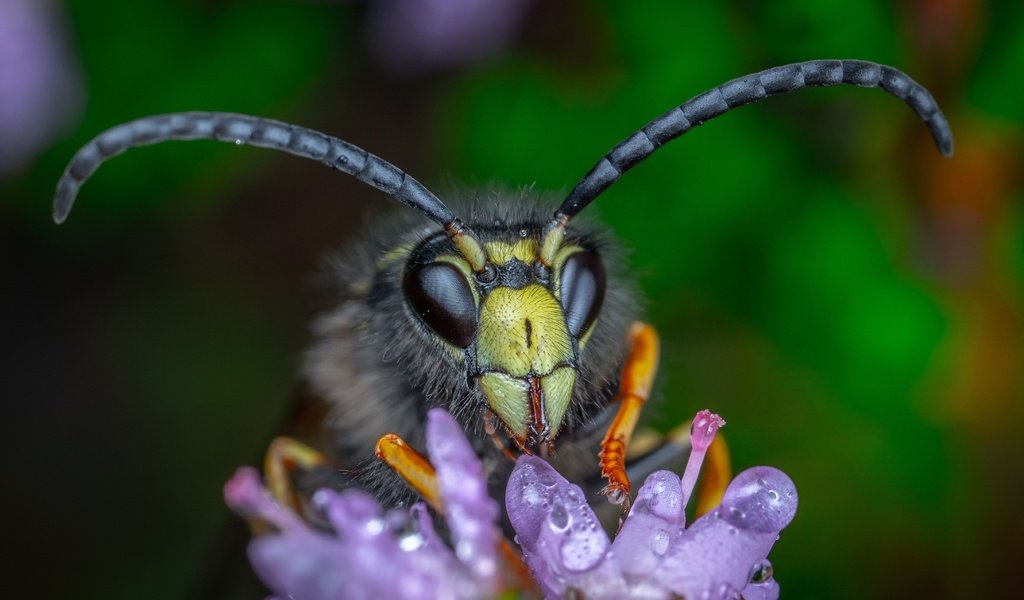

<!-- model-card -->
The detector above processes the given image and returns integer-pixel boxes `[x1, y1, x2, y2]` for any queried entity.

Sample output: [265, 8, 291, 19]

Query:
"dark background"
[3, 0, 1022, 598]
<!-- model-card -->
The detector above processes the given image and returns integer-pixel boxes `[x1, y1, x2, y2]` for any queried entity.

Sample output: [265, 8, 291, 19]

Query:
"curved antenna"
[541, 60, 954, 264]
[53, 112, 487, 270]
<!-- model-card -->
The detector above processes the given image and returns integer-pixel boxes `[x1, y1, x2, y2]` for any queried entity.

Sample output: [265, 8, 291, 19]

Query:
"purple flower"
[506, 410, 798, 600]
[226, 408, 796, 599]
[0, 0, 82, 177]
[223, 409, 501, 600]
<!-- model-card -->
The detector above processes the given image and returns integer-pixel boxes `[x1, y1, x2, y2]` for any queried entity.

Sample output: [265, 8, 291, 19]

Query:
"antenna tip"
[52, 201, 70, 225]
[929, 114, 955, 158]
[52, 177, 78, 224]
[936, 127, 954, 158]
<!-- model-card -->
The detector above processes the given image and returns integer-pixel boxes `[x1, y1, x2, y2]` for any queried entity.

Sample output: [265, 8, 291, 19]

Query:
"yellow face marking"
[541, 367, 576, 441]
[480, 373, 530, 439]
[453, 232, 487, 272]
[476, 284, 572, 377]
[540, 218, 566, 266]
[484, 239, 538, 266]
[476, 284, 577, 439]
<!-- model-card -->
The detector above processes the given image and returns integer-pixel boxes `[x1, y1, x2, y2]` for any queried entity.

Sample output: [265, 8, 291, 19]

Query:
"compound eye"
[559, 250, 606, 338]
[403, 262, 478, 348]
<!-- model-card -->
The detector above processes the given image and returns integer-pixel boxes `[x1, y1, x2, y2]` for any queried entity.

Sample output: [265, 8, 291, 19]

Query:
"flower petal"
[426, 408, 500, 582]
[718, 466, 798, 533]
[506, 455, 611, 597]
[225, 409, 504, 600]
[655, 467, 797, 598]
[611, 470, 684, 577]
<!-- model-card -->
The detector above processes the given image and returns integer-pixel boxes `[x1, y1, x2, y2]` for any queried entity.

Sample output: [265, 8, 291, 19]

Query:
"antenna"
[53, 112, 487, 270]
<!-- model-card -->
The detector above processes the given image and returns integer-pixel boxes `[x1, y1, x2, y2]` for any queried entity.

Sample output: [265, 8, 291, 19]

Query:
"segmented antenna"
[560, 59, 953, 220]
[52, 112, 487, 270]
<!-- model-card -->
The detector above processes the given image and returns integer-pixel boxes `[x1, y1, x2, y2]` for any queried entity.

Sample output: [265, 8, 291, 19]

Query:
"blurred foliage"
[2, 0, 1022, 598]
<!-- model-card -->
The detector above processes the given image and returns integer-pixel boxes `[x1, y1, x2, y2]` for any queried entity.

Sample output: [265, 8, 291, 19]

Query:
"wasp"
[53, 60, 952, 519]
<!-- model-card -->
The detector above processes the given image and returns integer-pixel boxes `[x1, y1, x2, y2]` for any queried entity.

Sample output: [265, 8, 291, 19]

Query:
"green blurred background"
[3, 0, 1022, 598]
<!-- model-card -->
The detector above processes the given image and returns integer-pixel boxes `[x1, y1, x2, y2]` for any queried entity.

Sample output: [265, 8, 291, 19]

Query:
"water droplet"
[558, 522, 608, 572]
[399, 533, 424, 552]
[519, 229, 528, 237]
[522, 482, 543, 506]
[651, 528, 670, 555]
[720, 467, 798, 532]
[549, 503, 570, 531]
[748, 559, 774, 583]
[233, 138, 243, 145]
[456, 540, 472, 561]
[607, 488, 626, 505]
[365, 518, 384, 535]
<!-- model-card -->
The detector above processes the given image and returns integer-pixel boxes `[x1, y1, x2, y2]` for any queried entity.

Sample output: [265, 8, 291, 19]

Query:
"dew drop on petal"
[651, 528, 670, 556]
[728, 507, 745, 522]
[749, 559, 774, 583]
[549, 502, 570, 531]
[556, 501, 609, 572]
[365, 517, 385, 535]
[523, 482, 543, 506]
[456, 540, 472, 561]
[630, 471, 684, 524]
[399, 533, 424, 552]
[720, 467, 797, 533]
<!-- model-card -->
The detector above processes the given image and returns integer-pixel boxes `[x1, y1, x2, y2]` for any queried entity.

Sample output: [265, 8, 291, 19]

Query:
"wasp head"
[400, 203, 630, 455]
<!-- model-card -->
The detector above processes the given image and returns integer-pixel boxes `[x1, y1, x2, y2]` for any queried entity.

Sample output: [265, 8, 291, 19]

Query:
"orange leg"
[375, 433, 443, 512]
[264, 436, 330, 513]
[599, 322, 660, 507]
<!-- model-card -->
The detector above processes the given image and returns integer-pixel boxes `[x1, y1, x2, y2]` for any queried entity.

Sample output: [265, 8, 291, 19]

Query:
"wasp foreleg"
[599, 321, 659, 510]
[374, 433, 443, 512]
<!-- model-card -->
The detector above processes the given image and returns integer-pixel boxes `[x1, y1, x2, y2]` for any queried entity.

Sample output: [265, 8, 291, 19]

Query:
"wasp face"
[402, 221, 607, 454]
